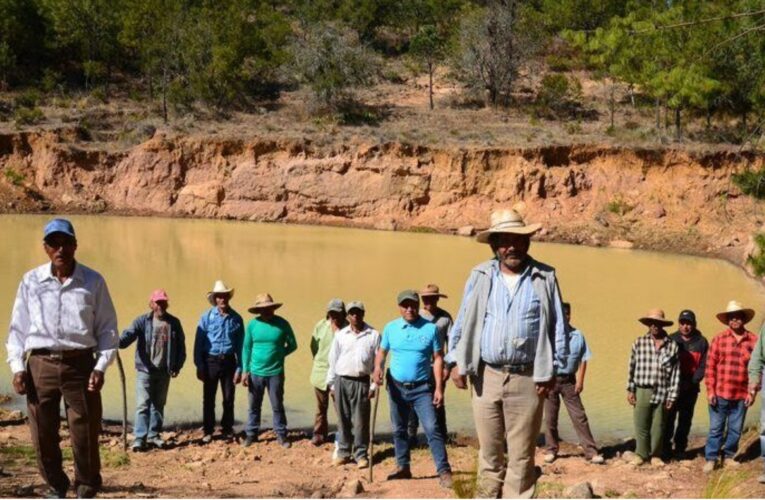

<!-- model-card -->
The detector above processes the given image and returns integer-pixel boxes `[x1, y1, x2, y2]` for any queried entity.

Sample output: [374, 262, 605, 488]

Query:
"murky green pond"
[1, 214, 762, 440]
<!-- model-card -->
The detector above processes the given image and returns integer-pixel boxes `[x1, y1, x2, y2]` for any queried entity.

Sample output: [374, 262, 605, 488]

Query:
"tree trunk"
[742, 111, 748, 135]
[706, 107, 712, 130]
[609, 81, 615, 129]
[675, 107, 681, 140]
[664, 102, 670, 131]
[629, 84, 635, 108]
[428, 61, 434, 110]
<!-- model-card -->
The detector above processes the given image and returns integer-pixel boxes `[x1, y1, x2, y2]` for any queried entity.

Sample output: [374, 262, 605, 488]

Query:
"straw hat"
[207, 280, 234, 305]
[476, 209, 542, 244]
[248, 293, 283, 314]
[638, 309, 674, 327]
[715, 300, 755, 325]
[419, 284, 447, 299]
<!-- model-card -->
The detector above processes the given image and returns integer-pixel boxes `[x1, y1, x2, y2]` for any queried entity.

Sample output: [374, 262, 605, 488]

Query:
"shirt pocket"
[64, 289, 95, 334]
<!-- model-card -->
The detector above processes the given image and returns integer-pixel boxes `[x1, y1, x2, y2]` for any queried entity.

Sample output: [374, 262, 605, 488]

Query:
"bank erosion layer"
[1, 128, 764, 273]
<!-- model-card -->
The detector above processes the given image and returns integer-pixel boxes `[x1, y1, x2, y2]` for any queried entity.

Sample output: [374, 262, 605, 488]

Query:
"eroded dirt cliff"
[2, 128, 764, 272]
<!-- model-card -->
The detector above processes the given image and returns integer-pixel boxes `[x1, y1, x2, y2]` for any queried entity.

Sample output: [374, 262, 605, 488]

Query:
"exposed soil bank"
[1, 128, 764, 274]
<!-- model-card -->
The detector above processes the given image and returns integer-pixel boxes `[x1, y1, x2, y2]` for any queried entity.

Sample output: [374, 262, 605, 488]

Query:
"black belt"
[31, 348, 93, 360]
[391, 377, 429, 389]
[207, 353, 235, 360]
[556, 373, 575, 382]
[486, 362, 533, 374]
[340, 374, 371, 382]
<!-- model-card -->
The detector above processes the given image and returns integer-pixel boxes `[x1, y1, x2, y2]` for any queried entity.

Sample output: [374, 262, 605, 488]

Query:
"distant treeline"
[1, 0, 764, 133]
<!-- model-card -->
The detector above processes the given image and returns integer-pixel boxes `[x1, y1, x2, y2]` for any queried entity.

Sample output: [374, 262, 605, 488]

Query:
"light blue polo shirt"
[381, 316, 441, 383]
[556, 328, 591, 375]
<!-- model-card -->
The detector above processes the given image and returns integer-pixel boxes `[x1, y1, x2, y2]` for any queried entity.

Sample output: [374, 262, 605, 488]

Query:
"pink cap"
[150, 289, 169, 302]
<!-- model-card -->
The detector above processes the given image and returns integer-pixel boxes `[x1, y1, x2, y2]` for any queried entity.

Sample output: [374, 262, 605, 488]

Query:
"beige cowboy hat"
[207, 280, 234, 305]
[475, 209, 542, 244]
[248, 293, 283, 314]
[419, 284, 447, 299]
[638, 308, 674, 327]
[716, 300, 755, 325]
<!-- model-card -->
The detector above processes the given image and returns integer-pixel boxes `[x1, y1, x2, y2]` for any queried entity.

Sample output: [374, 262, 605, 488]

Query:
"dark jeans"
[407, 402, 447, 443]
[705, 397, 747, 461]
[663, 388, 699, 455]
[134, 371, 171, 441]
[202, 354, 236, 435]
[245, 373, 287, 439]
[335, 376, 371, 460]
[387, 374, 450, 474]
[543, 375, 598, 458]
[27, 352, 102, 492]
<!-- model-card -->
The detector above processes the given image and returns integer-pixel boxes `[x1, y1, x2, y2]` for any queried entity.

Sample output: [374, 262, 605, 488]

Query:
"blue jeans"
[387, 376, 450, 474]
[134, 371, 171, 441]
[245, 373, 287, 439]
[705, 397, 747, 461]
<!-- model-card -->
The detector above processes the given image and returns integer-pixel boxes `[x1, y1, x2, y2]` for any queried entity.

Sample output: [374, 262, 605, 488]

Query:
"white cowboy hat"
[207, 280, 234, 305]
[248, 293, 283, 314]
[475, 209, 542, 244]
[638, 308, 674, 327]
[715, 300, 755, 325]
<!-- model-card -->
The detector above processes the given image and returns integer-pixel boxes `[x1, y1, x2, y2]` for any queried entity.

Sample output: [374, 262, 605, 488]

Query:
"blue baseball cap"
[43, 218, 76, 239]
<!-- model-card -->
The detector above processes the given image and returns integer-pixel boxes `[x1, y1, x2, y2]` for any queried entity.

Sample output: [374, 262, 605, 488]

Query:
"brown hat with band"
[248, 293, 283, 314]
[419, 284, 447, 299]
[638, 309, 673, 327]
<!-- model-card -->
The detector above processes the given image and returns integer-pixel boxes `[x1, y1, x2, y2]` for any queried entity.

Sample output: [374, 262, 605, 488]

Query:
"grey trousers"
[334, 375, 371, 460]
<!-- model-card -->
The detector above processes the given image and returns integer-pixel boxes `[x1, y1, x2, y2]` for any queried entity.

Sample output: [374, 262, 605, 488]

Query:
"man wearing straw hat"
[408, 284, 453, 445]
[242, 293, 297, 448]
[6, 218, 118, 499]
[626, 309, 679, 467]
[119, 289, 187, 452]
[194, 280, 244, 444]
[747, 314, 765, 483]
[703, 300, 758, 473]
[446, 208, 567, 498]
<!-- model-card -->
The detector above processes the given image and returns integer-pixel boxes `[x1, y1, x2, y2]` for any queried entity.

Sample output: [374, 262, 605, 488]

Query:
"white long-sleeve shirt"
[6, 262, 119, 374]
[326, 323, 380, 390]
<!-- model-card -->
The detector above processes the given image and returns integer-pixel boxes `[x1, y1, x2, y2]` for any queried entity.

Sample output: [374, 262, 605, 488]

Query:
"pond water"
[1, 214, 763, 441]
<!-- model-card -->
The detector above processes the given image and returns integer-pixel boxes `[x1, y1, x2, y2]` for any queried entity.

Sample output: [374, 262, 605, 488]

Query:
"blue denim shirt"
[556, 327, 591, 375]
[194, 307, 244, 371]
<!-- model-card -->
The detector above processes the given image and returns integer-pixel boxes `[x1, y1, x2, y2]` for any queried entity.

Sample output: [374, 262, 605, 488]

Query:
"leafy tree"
[410, 25, 448, 110]
[0, 0, 50, 86]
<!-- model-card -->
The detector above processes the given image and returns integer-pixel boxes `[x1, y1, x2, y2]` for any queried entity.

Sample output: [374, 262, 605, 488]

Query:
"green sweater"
[748, 323, 765, 384]
[242, 315, 297, 377]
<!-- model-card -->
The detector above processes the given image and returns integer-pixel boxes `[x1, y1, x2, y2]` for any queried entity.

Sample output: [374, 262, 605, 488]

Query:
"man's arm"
[234, 317, 245, 374]
[193, 314, 207, 370]
[432, 349, 445, 406]
[373, 348, 388, 386]
[119, 316, 143, 349]
[284, 321, 298, 357]
[626, 341, 637, 405]
[7, 280, 30, 376]
[176, 320, 187, 372]
[748, 332, 764, 391]
[325, 335, 340, 390]
[666, 348, 680, 407]
[551, 276, 568, 365]
[92, 278, 118, 373]
[310, 322, 321, 358]
[445, 272, 477, 369]
[705, 338, 719, 403]
[693, 336, 709, 384]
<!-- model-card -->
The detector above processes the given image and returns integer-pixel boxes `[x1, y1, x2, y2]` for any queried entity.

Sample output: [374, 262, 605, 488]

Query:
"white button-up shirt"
[326, 323, 380, 390]
[6, 262, 119, 374]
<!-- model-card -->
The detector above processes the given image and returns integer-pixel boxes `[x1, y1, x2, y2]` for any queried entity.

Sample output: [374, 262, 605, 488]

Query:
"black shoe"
[386, 467, 412, 480]
[277, 436, 291, 449]
[438, 471, 454, 489]
[243, 435, 258, 447]
[76, 485, 97, 499]
[45, 486, 69, 499]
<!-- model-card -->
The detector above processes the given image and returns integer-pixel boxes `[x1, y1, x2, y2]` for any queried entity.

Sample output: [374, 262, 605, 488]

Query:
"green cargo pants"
[633, 387, 667, 459]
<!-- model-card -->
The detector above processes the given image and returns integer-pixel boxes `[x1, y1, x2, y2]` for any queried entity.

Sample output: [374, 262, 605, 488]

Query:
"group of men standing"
[7, 213, 765, 499]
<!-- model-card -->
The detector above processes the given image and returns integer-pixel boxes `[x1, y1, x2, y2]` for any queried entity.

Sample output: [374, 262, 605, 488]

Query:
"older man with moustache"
[6, 218, 118, 499]
[447, 209, 567, 499]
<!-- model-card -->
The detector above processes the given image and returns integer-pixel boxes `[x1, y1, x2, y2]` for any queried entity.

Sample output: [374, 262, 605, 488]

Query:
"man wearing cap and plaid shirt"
[6, 218, 118, 498]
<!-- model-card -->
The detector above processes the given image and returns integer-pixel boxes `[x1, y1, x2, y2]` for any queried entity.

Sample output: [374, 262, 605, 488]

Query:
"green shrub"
[536, 73, 584, 119]
[732, 168, 765, 199]
[747, 233, 765, 277]
[13, 106, 44, 126]
[14, 89, 42, 109]
[546, 54, 576, 72]
[4, 167, 25, 186]
[606, 196, 632, 215]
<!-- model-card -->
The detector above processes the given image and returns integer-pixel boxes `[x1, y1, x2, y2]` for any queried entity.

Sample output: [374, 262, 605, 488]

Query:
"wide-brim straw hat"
[207, 280, 234, 305]
[248, 293, 283, 314]
[716, 300, 755, 325]
[476, 209, 542, 244]
[639, 308, 674, 327]
[419, 284, 447, 298]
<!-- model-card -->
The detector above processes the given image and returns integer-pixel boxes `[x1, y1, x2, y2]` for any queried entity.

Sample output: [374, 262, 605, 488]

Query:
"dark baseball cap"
[678, 310, 696, 324]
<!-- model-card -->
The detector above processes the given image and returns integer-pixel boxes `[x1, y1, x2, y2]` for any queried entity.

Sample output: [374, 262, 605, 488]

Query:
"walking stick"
[368, 382, 381, 483]
[116, 351, 128, 451]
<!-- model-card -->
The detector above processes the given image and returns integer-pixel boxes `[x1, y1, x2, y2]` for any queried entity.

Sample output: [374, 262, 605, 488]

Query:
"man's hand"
[442, 366, 451, 384]
[373, 367, 383, 386]
[433, 388, 444, 407]
[88, 370, 104, 392]
[241, 373, 249, 387]
[450, 369, 467, 390]
[665, 400, 675, 410]
[627, 392, 636, 406]
[368, 387, 376, 400]
[708, 393, 717, 407]
[745, 392, 756, 407]
[12, 371, 27, 395]
[575, 380, 584, 394]
[171, 371, 179, 378]
[536, 379, 555, 397]
[196, 369, 205, 382]
[233, 372, 242, 385]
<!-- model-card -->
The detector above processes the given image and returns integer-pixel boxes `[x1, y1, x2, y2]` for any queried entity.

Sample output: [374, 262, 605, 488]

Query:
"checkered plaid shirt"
[705, 329, 758, 400]
[627, 333, 680, 404]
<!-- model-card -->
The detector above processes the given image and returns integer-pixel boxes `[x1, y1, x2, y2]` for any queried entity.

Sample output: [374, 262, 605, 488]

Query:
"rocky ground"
[1, 397, 764, 499]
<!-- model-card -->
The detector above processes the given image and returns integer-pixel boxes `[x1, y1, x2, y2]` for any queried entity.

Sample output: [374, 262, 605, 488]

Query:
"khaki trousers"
[471, 363, 543, 499]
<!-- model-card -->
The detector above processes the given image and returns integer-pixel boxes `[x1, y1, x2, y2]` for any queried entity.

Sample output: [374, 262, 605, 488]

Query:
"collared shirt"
[705, 329, 757, 400]
[557, 327, 591, 375]
[627, 332, 680, 404]
[326, 323, 380, 389]
[242, 315, 297, 377]
[381, 316, 441, 383]
[193, 307, 244, 370]
[420, 307, 453, 353]
[6, 262, 118, 374]
[310, 318, 344, 390]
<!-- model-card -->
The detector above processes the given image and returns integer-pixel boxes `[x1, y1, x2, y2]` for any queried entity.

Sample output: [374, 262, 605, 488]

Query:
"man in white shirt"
[6, 218, 118, 499]
[326, 301, 380, 469]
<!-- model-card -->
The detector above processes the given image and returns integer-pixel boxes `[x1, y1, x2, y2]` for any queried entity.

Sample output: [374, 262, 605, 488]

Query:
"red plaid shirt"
[705, 329, 758, 400]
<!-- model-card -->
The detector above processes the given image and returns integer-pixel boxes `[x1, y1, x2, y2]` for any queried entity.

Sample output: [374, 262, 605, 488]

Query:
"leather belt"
[391, 378, 429, 389]
[31, 348, 93, 360]
[486, 362, 533, 374]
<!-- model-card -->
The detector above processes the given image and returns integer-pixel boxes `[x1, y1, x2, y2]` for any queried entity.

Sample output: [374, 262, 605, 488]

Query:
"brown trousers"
[471, 363, 543, 499]
[543, 376, 598, 458]
[26, 352, 102, 492]
[313, 387, 330, 439]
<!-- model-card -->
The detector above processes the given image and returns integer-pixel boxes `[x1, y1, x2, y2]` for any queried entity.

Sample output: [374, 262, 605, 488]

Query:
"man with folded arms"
[326, 301, 379, 468]
[6, 218, 118, 499]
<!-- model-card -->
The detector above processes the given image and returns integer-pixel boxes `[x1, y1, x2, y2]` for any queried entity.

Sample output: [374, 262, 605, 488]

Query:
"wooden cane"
[116, 352, 128, 451]
[368, 383, 381, 483]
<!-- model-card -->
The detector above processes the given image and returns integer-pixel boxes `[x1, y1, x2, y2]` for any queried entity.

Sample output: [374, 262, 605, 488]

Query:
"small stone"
[15, 484, 34, 496]
[563, 482, 594, 499]
[621, 451, 636, 462]
[310, 491, 324, 499]
[339, 479, 364, 498]
[609, 240, 634, 249]
[457, 225, 475, 237]
[8, 410, 23, 420]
